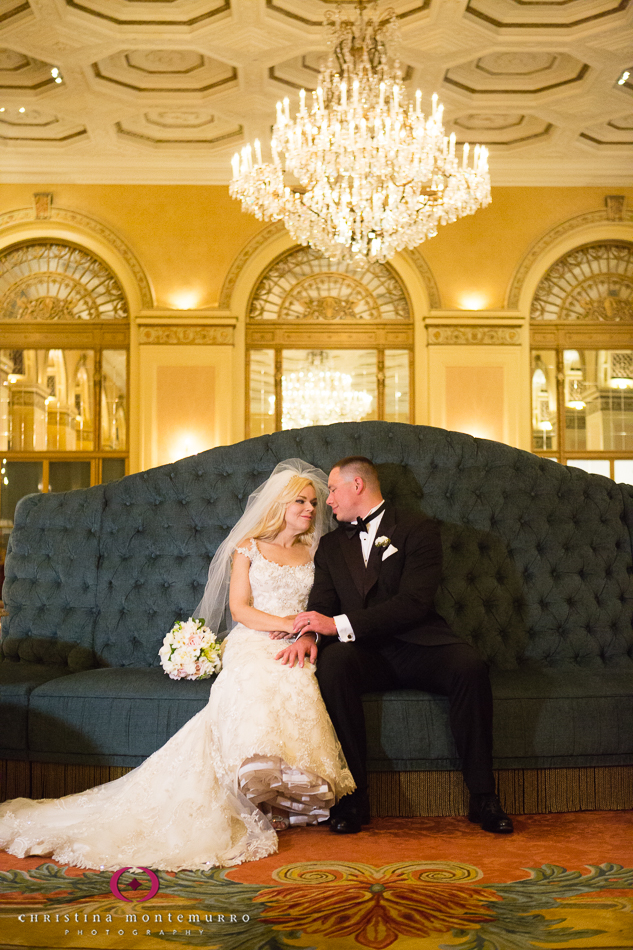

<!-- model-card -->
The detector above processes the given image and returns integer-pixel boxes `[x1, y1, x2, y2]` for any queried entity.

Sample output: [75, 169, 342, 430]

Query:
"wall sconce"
[459, 293, 487, 311]
[169, 290, 200, 311]
[170, 433, 204, 462]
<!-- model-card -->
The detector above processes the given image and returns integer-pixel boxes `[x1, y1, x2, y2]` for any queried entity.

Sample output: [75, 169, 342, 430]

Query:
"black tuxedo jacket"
[307, 505, 460, 647]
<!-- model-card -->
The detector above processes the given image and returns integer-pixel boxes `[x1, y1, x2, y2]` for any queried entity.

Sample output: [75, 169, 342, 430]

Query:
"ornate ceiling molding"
[65, 0, 231, 28]
[91, 52, 237, 95]
[265, 0, 431, 28]
[0, 0, 630, 184]
[115, 119, 242, 148]
[465, 0, 631, 31]
[0, 2, 31, 25]
[444, 55, 590, 97]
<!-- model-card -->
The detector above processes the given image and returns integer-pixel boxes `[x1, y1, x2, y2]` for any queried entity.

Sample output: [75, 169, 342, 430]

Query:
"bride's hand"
[268, 616, 296, 639]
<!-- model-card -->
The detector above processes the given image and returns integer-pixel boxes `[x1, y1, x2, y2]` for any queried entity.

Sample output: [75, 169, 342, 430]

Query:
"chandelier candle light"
[280, 351, 372, 429]
[230, 2, 491, 264]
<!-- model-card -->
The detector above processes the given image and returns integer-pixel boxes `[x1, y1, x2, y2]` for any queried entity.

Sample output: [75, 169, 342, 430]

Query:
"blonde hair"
[250, 475, 316, 546]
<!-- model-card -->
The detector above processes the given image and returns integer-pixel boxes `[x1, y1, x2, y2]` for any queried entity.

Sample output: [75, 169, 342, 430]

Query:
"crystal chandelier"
[281, 351, 372, 429]
[230, 2, 491, 264]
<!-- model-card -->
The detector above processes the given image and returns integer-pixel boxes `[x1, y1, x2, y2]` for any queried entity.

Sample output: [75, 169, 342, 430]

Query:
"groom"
[287, 456, 513, 836]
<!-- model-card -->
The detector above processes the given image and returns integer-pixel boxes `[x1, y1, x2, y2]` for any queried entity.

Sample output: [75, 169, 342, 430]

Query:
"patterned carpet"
[0, 811, 632, 949]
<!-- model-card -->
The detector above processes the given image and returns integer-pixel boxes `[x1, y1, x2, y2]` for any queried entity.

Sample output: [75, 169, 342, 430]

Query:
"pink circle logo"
[110, 867, 160, 902]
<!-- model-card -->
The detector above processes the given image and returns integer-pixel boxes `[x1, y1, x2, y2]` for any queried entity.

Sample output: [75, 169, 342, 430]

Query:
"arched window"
[530, 241, 633, 481]
[0, 239, 129, 557]
[246, 246, 413, 435]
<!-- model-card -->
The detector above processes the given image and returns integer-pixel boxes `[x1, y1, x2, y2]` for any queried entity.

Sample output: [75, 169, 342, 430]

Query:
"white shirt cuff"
[334, 614, 355, 642]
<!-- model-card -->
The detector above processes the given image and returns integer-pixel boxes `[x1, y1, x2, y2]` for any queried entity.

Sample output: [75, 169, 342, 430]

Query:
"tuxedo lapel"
[363, 505, 398, 599]
[337, 529, 365, 598]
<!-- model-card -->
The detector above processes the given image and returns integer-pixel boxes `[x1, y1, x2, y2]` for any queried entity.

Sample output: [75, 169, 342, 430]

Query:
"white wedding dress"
[0, 540, 354, 871]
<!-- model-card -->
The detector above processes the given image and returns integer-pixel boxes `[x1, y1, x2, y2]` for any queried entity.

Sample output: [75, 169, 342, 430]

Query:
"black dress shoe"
[330, 812, 363, 834]
[468, 793, 514, 834]
[329, 797, 371, 834]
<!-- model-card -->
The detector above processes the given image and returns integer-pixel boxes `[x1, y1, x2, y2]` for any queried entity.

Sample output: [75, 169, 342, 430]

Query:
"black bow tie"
[342, 503, 386, 539]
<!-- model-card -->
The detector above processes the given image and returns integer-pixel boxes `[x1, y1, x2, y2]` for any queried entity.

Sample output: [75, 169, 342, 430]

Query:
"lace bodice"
[236, 540, 314, 618]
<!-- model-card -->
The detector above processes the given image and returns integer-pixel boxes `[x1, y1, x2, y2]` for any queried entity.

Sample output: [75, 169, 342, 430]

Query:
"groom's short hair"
[332, 456, 380, 491]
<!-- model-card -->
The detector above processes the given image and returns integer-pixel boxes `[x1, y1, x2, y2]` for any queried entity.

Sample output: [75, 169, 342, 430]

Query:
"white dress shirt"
[334, 502, 385, 643]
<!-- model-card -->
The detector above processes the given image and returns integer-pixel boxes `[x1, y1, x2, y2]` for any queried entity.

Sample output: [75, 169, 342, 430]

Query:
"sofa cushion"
[365, 669, 633, 771]
[490, 668, 633, 768]
[25, 665, 633, 771]
[0, 662, 72, 757]
[28, 668, 214, 766]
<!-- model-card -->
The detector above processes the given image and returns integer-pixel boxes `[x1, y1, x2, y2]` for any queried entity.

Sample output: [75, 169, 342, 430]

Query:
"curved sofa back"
[3, 422, 633, 673]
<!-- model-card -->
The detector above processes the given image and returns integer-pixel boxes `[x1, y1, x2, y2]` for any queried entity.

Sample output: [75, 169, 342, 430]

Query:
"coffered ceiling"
[0, 0, 631, 185]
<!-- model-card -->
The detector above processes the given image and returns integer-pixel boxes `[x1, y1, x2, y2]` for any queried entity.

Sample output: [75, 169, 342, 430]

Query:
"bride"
[0, 460, 355, 871]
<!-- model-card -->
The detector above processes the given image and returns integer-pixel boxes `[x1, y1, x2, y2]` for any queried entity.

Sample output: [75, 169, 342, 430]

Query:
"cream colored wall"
[0, 184, 262, 310]
[421, 187, 633, 311]
[2, 185, 631, 470]
[138, 343, 235, 471]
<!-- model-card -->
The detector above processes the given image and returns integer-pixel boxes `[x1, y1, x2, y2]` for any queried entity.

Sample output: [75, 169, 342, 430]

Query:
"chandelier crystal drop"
[281, 352, 372, 429]
[230, 2, 491, 264]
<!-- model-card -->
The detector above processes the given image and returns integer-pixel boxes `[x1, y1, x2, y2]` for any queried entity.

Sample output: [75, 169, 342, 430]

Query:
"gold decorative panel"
[531, 242, 633, 323]
[428, 326, 521, 345]
[249, 247, 410, 323]
[139, 326, 234, 345]
[0, 242, 128, 321]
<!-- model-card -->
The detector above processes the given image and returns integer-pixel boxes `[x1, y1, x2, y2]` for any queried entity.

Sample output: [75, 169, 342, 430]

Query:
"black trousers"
[316, 638, 496, 800]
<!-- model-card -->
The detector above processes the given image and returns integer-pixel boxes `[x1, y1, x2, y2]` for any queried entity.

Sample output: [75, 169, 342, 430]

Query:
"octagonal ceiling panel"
[116, 110, 242, 147]
[0, 106, 86, 143]
[266, 0, 431, 29]
[449, 112, 553, 146]
[92, 49, 237, 94]
[0, 0, 629, 185]
[444, 52, 589, 96]
[64, 0, 230, 28]
[0, 0, 32, 26]
[465, 0, 631, 31]
[0, 48, 58, 92]
[580, 114, 633, 146]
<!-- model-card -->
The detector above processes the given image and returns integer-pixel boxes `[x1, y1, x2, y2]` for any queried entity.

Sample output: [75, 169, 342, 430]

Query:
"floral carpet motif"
[0, 813, 632, 949]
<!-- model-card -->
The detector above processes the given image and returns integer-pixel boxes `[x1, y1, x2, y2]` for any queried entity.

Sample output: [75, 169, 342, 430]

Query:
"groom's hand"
[293, 611, 337, 636]
[276, 634, 318, 668]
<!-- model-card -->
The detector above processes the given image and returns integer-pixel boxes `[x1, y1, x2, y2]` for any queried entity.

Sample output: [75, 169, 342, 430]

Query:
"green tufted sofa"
[2, 422, 633, 815]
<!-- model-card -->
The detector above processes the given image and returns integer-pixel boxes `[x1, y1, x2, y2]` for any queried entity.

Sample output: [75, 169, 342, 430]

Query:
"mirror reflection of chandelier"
[230, 2, 490, 264]
[281, 351, 372, 429]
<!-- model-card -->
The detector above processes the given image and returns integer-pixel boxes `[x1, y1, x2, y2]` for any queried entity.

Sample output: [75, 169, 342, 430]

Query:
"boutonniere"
[375, 536, 398, 560]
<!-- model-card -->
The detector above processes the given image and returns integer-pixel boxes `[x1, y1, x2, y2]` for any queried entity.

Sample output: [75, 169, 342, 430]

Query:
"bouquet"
[159, 618, 222, 680]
